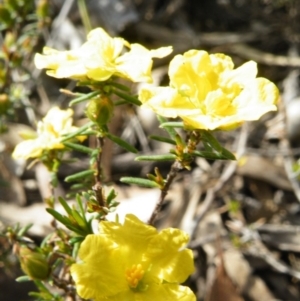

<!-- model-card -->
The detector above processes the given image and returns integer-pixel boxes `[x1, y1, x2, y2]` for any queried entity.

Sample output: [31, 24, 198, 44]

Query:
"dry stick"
[148, 160, 183, 225]
[278, 94, 300, 202]
[250, 233, 300, 280]
[191, 123, 249, 239]
[229, 43, 300, 67]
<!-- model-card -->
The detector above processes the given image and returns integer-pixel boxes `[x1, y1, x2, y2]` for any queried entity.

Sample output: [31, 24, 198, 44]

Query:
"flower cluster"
[12, 107, 84, 159]
[139, 50, 278, 130]
[13, 25, 280, 301]
[34, 28, 172, 83]
[71, 214, 195, 301]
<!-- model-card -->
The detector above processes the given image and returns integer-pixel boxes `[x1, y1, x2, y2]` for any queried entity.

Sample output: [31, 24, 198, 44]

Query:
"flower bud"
[19, 247, 50, 280]
[85, 95, 114, 126]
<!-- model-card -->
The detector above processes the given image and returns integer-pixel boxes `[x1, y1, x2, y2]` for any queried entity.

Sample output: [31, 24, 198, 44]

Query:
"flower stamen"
[125, 264, 145, 288]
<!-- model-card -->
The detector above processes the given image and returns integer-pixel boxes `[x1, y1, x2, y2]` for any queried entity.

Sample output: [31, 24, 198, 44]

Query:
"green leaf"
[63, 141, 94, 154]
[58, 197, 73, 216]
[72, 241, 80, 258]
[107, 81, 130, 91]
[70, 183, 90, 190]
[71, 209, 87, 229]
[106, 188, 117, 205]
[157, 116, 178, 139]
[192, 150, 225, 160]
[46, 208, 70, 226]
[159, 121, 184, 129]
[69, 236, 85, 245]
[16, 275, 31, 282]
[76, 194, 85, 216]
[69, 91, 100, 106]
[135, 154, 176, 161]
[114, 100, 129, 106]
[106, 133, 138, 153]
[200, 130, 223, 152]
[64, 170, 95, 183]
[113, 89, 141, 106]
[120, 177, 160, 188]
[220, 147, 236, 160]
[17, 223, 33, 237]
[149, 135, 176, 145]
[192, 149, 235, 160]
[198, 131, 236, 160]
[46, 209, 87, 235]
[61, 121, 93, 142]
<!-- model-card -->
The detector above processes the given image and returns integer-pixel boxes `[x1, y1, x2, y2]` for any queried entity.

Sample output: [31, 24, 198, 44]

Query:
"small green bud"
[85, 95, 114, 126]
[0, 94, 9, 115]
[0, 5, 13, 27]
[19, 247, 50, 280]
[4, 31, 16, 49]
[36, 0, 49, 20]
[4, 0, 20, 10]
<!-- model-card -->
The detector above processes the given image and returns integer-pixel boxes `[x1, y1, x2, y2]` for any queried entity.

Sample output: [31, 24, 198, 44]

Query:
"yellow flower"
[70, 214, 195, 301]
[34, 28, 172, 83]
[12, 107, 85, 159]
[139, 50, 278, 130]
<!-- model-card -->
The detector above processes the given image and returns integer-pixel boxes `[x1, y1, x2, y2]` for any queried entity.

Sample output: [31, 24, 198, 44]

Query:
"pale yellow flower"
[139, 50, 278, 130]
[71, 214, 195, 301]
[34, 28, 172, 83]
[12, 107, 84, 159]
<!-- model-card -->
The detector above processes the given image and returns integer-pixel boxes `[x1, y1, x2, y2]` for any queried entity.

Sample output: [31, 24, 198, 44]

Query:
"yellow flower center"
[125, 264, 145, 288]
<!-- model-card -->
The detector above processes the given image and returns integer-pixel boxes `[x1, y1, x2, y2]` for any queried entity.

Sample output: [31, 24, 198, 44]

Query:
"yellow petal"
[146, 228, 194, 283]
[86, 27, 125, 60]
[115, 44, 172, 83]
[100, 214, 157, 260]
[12, 107, 85, 160]
[71, 215, 196, 301]
[139, 86, 198, 118]
[71, 235, 128, 300]
[142, 283, 196, 301]
[12, 139, 43, 159]
[169, 50, 211, 93]
[223, 60, 257, 86]
[42, 107, 73, 131]
[102, 283, 196, 301]
[209, 53, 234, 74]
[140, 49, 278, 130]
[34, 47, 87, 79]
[234, 77, 278, 120]
[149, 46, 173, 58]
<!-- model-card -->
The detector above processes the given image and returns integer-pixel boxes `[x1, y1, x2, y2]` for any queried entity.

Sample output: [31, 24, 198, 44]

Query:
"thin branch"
[148, 160, 183, 225]
[93, 136, 106, 207]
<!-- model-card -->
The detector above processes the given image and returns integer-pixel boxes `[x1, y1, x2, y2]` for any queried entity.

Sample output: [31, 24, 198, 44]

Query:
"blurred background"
[1, 0, 300, 300]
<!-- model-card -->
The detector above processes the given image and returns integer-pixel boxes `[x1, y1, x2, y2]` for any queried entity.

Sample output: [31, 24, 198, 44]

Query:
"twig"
[229, 43, 300, 67]
[92, 136, 106, 207]
[148, 130, 202, 225]
[148, 160, 183, 225]
[250, 232, 300, 280]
